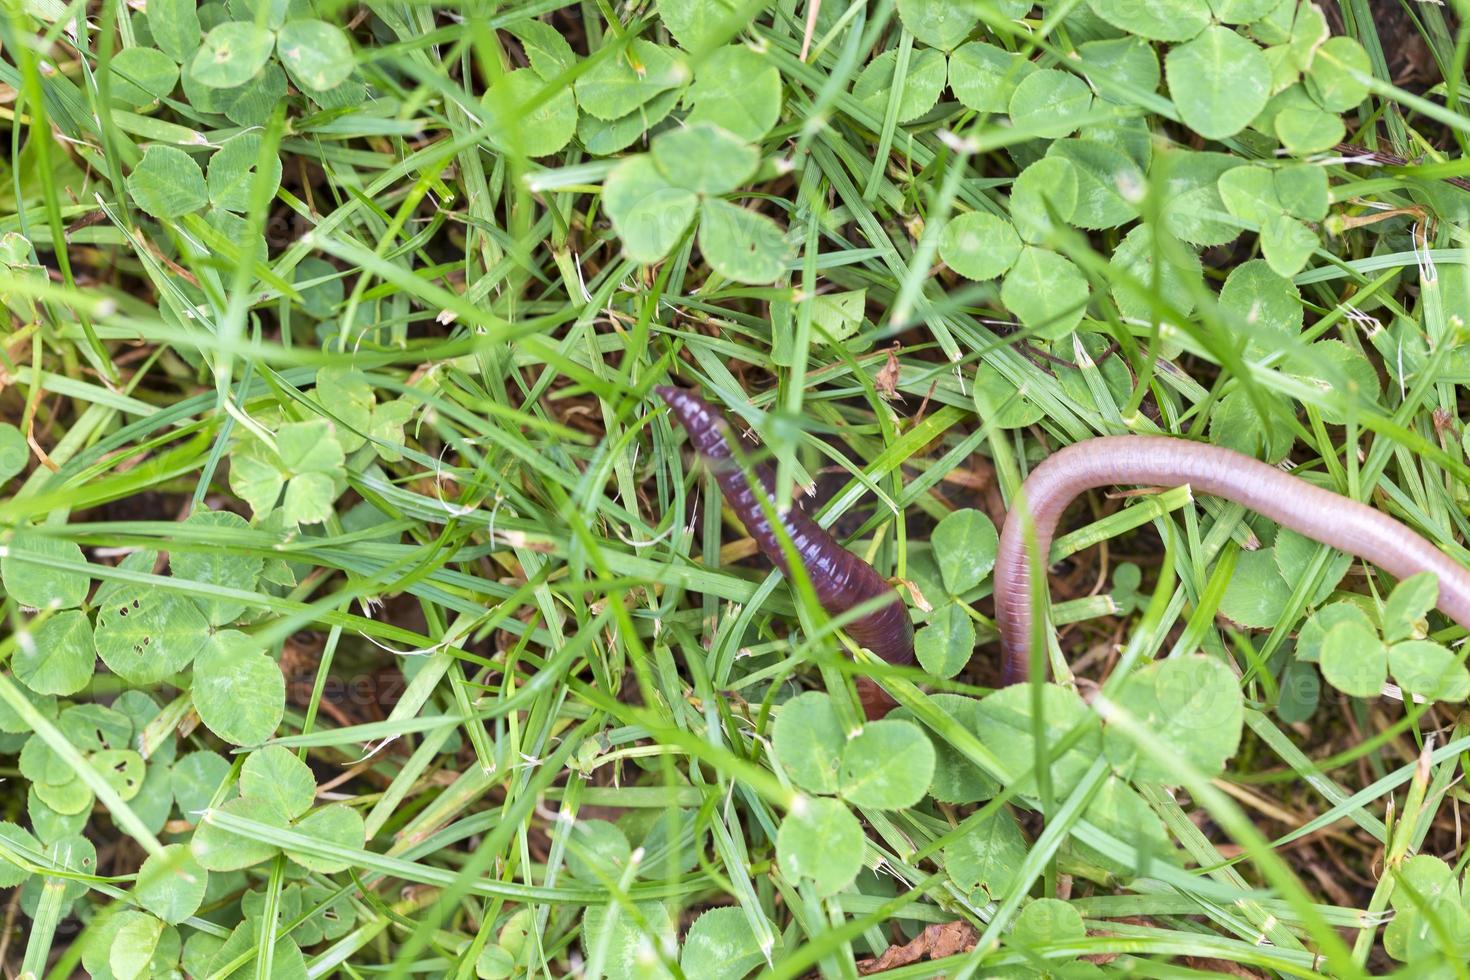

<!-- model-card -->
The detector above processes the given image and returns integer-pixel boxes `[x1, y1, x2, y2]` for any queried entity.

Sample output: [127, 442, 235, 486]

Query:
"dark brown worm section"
[995, 435, 1470, 686]
[657, 386, 915, 670]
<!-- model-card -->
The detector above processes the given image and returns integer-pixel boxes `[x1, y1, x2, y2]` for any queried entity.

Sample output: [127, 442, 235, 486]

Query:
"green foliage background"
[2, 0, 1470, 974]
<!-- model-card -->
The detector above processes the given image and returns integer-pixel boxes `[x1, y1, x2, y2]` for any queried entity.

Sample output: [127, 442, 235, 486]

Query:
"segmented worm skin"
[657, 386, 916, 671]
[994, 435, 1470, 686]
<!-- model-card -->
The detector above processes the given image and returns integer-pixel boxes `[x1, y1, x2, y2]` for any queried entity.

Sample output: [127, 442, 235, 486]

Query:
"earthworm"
[657, 387, 915, 708]
[994, 435, 1470, 685]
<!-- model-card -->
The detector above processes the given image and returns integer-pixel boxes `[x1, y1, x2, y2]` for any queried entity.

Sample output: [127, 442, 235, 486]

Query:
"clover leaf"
[776, 797, 864, 896]
[228, 419, 346, 524]
[192, 630, 284, 746]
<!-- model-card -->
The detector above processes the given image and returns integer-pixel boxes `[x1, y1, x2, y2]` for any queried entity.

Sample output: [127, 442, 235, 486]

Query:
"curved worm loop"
[994, 435, 1470, 686]
[656, 386, 916, 681]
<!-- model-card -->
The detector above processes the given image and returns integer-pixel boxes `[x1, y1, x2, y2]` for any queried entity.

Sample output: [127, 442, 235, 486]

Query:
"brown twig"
[1333, 141, 1470, 193]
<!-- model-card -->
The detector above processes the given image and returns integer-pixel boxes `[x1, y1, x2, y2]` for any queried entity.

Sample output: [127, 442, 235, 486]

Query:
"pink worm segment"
[994, 435, 1470, 686]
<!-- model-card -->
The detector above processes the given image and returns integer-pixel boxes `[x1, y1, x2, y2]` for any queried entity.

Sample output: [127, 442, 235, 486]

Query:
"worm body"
[994, 435, 1470, 685]
[657, 386, 915, 669]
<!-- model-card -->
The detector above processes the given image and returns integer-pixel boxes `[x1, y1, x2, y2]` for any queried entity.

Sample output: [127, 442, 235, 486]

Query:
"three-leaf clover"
[228, 419, 348, 524]
[770, 691, 936, 895]
[1307, 574, 1470, 702]
[18, 704, 144, 816]
[603, 123, 792, 283]
[310, 368, 418, 462]
[192, 745, 365, 873]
